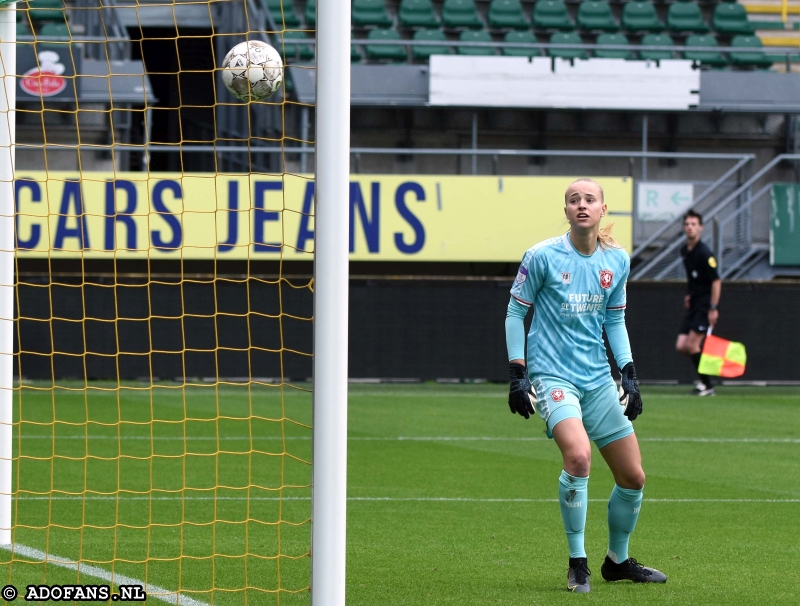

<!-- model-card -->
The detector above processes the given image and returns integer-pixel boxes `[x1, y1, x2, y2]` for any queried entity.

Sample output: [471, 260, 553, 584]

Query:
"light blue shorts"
[531, 374, 633, 449]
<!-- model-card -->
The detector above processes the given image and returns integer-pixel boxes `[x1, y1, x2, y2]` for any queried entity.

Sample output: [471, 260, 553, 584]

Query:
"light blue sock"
[607, 484, 643, 563]
[558, 470, 589, 559]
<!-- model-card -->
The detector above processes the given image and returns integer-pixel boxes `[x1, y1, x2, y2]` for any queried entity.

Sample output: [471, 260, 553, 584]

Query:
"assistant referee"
[675, 210, 721, 396]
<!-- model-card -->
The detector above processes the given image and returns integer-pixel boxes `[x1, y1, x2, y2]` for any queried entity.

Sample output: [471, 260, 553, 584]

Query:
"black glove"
[619, 362, 643, 421]
[508, 363, 536, 420]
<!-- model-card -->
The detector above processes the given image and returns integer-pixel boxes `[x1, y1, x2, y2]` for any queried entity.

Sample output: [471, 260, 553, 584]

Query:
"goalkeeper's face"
[564, 181, 606, 232]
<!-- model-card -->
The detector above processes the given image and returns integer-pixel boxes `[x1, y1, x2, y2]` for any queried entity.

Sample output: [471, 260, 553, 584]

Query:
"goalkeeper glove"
[619, 362, 643, 421]
[508, 363, 536, 420]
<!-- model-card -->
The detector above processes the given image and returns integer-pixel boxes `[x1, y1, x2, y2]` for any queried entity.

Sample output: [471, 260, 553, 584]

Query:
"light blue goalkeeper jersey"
[509, 233, 630, 390]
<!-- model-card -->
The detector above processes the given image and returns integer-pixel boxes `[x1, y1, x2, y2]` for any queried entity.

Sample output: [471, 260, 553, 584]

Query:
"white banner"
[429, 56, 699, 110]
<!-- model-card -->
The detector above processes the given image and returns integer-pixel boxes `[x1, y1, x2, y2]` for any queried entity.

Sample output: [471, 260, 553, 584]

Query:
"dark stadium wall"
[15, 280, 800, 383]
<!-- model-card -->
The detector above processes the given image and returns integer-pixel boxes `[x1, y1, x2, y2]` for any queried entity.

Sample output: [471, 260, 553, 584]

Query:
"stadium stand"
[457, 29, 495, 54]
[594, 32, 633, 59]
[576, 0, 618, 32]
[667, 1, 710, 33]
[265, 0, 301, 27]
[281, 30, 315, 61]
[442, 0, 484, 29]
[684, 33, 728, 66]
[488, 0, 530, 30]
[532, 0, 574, 31]
[352, 44, 364, 61]
[305, 0, 316, 26]
[24, 0, 67, 23]
[622, 1, 665, 33]
[399, 0, 441, 28]
[352, 0, 394, 27]
[412, 28, 453, 60]
[365, 28, 408, 61]
[730, 34, 774, 68]
[502, 30, 539, 56]
[38, 21, 70, 37]
[713, 2, 755, 35]
[547, 31, 587, 58]
[639, 33, 675, 60]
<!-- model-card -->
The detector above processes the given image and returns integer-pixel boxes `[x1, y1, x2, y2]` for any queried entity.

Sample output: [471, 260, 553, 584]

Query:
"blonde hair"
[565, 178, 620, 250]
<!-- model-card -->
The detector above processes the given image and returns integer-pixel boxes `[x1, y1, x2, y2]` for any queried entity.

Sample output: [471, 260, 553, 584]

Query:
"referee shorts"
[679, 303, 710, 335]
[531, 374, 634, 449]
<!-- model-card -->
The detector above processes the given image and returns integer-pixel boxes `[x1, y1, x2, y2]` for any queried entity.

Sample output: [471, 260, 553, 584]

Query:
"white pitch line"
[9, 495, 800, 504]
[0, 544, 207, 606]
[13, 435, 800, 443]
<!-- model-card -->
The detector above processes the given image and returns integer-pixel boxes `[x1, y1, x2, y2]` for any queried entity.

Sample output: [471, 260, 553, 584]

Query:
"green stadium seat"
[39, 21, 70, 37]
[457, 29, 495, 55]
[684, 34, 727, 66]
[352, 0, 393, 27]
[730, 34, 774, 68]
[547, 31, 587, 58]
[713, 3, 754, 35]
[622, 1, 664, 33]
[305, 0, 316, 26]
[577, 0, 618, 32]
[352, 44, 364, 62]
[412, 29, 453, 59]
[667, 1, 709, 34]
[639, 33, 674, 61]
[265, 0, 301, 27]
[488, 0, 530, 30]
[594, 32, 632, 59]
[17, 21, 32, 36]
[502, 30, 539, 56]
[400, 0, 440, 28]
[281, 30, 314, 61]
[25, 0, 67, 23]
[442, 0, 483, 29]
[365, 28, 408, 61]
[532, 0, 573, 31]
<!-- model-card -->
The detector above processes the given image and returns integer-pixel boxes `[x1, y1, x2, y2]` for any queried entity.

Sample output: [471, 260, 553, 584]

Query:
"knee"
[619, 469, 646, 491]
[564, 451, 592, 477]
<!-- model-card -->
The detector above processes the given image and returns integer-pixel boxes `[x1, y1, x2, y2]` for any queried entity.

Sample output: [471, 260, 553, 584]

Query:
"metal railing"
[283, 38, 800, 68]
[632, 153, 800, 279]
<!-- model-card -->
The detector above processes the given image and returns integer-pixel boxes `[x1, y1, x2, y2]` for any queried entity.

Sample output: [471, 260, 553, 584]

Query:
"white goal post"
[0, 1, 16, 548]
[311, 0, 351, 604]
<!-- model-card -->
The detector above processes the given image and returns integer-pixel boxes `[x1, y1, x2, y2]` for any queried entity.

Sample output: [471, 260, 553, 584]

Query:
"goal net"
[1, 0, 317, 602]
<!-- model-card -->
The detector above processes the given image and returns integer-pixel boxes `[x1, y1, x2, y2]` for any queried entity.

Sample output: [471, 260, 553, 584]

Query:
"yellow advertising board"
[14, 172, 632, 261]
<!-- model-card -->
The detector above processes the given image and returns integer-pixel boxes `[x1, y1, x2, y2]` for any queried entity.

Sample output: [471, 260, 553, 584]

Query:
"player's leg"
[552, 417, 592, 593]
[599, 434, 667, 583]
[534, 376, 592, 592]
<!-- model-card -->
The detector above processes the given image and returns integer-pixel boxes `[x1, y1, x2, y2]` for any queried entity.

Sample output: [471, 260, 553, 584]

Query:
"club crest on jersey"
[561, 272, 571, 284]
[550, 389, 565, 402]
[514, 266, 528, 285]
[599, 269, 614, 290]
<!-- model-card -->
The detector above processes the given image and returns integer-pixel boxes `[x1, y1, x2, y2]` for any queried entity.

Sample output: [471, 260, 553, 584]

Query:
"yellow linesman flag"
[698, 334, 747, 378]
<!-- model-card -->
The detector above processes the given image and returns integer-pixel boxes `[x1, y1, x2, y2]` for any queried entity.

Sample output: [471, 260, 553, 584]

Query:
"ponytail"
[597, 223, 620, 250]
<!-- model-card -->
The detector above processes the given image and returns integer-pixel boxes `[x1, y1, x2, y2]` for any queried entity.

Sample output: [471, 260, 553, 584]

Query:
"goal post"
[0, 1, 16, 548]
[311, 0, 351, 603]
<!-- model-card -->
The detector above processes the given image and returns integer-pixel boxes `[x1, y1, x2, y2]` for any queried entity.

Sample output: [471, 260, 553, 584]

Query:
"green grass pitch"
[2, 383, 799, 604]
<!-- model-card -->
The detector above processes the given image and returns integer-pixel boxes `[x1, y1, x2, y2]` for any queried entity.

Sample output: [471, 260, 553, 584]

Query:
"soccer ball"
[221, 40, 283, 102]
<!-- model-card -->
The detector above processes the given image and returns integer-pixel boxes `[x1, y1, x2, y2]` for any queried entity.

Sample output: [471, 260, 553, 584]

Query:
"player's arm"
[708, 278, 721, 327]
[505, 253, 542, 419]
[605, 257, 642, 421]
[506, 298, 535, 419]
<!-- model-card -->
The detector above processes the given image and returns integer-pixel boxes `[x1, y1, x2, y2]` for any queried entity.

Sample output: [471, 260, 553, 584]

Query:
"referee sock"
[559, 470, 589, 559]
[607, 485, 643, 564]
[690, 352, 713, 387]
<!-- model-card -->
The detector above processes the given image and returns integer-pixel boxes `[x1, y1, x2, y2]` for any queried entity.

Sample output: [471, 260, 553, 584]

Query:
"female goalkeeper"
[504, 178, 667, 593]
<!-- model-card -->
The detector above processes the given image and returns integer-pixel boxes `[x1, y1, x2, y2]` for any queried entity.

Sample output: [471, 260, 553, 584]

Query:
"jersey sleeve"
[703, 248, 720, 282]
[509, 249, 545, 307]
[606, 252, 629, 311]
